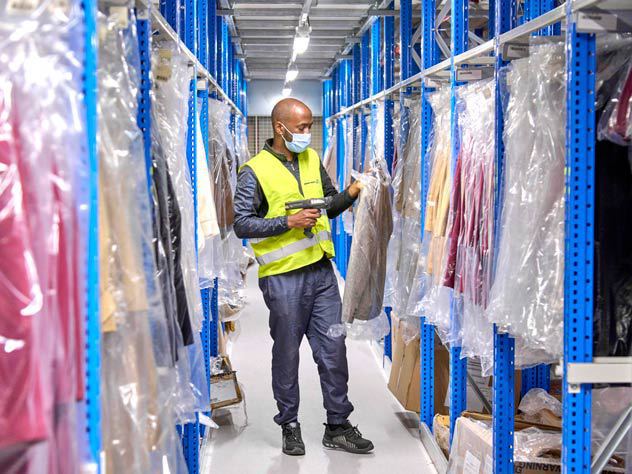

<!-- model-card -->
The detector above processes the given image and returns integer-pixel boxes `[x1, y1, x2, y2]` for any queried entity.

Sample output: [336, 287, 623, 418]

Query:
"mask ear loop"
[279, 122, 294, 142]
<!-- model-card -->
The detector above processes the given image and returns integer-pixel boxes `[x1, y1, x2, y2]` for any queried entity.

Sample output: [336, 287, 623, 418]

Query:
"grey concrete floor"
[201, 267, 437, 474]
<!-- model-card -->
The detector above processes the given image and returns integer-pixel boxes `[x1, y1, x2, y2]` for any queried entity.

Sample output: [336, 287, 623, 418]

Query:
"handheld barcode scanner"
[285, 197, 333, 238]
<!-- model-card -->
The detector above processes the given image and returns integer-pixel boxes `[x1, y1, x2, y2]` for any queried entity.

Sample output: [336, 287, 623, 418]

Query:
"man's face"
[276, 105, 313, 141]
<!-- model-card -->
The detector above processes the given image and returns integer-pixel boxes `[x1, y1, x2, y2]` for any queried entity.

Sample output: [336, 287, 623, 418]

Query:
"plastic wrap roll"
[487, 42, 566, 366]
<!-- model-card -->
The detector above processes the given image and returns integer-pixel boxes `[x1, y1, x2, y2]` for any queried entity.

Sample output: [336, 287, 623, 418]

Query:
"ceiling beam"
[247, 60, 332, 68]
[233, 0, 370, 4]
[244, 50, 343, 58]
[238, 29, 348, 38]
[236, 19, 361, 28]
[231, 8, 367, 18]
[243, 37, 344, 45]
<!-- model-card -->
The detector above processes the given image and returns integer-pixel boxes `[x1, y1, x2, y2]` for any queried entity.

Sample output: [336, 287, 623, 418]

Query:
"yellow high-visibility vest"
[241, 148, 335, 277]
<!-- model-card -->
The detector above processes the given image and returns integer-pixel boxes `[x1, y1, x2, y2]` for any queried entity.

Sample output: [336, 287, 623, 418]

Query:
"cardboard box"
[449, 415, 624, 473]
[388, 315, 450, 414]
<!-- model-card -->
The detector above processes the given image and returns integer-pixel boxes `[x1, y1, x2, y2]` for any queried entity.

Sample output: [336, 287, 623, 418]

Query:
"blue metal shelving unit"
[322, 0, 621, 471]
[80, 0, 245, 471]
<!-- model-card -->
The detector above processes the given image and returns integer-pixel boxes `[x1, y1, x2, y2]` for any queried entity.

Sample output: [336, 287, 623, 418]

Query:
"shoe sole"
[283, 447, 306, 456]
[322, 439, 374, 454]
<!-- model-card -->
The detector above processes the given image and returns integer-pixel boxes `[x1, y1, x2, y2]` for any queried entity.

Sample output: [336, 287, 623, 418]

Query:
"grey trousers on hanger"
[258, 257, 354, 426]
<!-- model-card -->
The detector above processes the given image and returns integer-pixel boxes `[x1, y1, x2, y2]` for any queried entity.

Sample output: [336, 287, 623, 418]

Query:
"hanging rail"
[147, 2, 245, 117]
[325, 0, 632, 122]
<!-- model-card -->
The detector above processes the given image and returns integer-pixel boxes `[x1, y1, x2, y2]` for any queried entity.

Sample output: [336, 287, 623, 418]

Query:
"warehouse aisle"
[201, 267, 437, 474]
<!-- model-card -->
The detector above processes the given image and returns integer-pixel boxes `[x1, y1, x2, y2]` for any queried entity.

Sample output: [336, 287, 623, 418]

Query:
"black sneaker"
[282, 422, 305, 456]
[322, 422, 374, 454]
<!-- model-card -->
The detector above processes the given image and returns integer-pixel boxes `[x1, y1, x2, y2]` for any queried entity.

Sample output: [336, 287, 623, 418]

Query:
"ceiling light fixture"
[285, 63, 299, 82]
[282, 85, 292, 97]
[293, 22, 311, 56]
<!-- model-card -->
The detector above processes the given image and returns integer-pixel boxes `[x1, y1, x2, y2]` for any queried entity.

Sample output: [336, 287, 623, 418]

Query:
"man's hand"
[287, 209, 321, 229]
[348, 180, 363, 199]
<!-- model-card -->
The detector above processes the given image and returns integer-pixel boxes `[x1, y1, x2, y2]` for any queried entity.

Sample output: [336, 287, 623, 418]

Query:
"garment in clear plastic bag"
[486, 42, 566, 366]
[322, 121, 338, 187]
[209, 98, 235, 235]
[152, 42, 209, 420]
[98, 10, 188, 473]
[598, 57, 632, 146]
[195, 99, 220, 289]
[0, 1, 85, 471]
[330, 165, 393, 339]
[410, 87, 452, 339]
[440, 80, 496, 374]
[342, 114, 354, 235]
[391, 98, 423, 318]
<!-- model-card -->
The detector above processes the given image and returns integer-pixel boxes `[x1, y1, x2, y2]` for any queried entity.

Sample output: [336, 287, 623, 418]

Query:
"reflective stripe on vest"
[255, 230, 332, 266]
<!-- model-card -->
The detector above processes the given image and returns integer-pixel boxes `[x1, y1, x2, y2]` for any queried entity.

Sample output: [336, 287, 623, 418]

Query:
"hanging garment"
[598, 58, 632, 146]
[0, 4, 86, 472]
[322, 121, 338, 187]
[335, 166, 393, 339]
[210, 99, 236, 233]
[486, 42, 566, 366]
[411, 87, 452, 338]
[441, 80, 496, 373]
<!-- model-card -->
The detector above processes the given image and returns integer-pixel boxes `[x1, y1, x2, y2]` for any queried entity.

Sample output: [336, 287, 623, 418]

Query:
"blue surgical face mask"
[281, 123, 311, 153]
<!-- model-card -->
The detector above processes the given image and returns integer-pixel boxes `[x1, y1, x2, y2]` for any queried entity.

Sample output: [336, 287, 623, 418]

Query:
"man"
[234, 98, 374, 456]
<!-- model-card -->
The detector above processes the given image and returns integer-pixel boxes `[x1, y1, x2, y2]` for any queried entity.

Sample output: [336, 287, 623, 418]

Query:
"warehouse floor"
[202, 267, 438, 474]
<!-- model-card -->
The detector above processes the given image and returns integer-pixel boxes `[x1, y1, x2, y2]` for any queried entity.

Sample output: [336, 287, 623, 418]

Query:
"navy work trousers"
[259, 257, 354, 426]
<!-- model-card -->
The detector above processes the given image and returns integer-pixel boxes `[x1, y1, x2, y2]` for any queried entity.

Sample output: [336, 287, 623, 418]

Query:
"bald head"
[271, 98, 311, 124]
[271, 98, 314, 146]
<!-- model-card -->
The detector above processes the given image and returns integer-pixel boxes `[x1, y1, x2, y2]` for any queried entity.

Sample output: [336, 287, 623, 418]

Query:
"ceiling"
[230, 0, 381, 81]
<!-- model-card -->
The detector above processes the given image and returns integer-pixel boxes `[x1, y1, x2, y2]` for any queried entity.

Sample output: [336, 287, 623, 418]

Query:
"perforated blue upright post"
[82, 0, 100, 465]
[491, 0, 517, 471]
[419, 0, 437, 432]
[163, 0, 178, 32]
[449, 0, 468, 444]
[181, 0, 200, 467]
[335, 60, 351, 275]
[562, 5, 595, 472]
[352, 44, 361, 165]
[383, 3, 394, 362]
[208, 0, 216, 80]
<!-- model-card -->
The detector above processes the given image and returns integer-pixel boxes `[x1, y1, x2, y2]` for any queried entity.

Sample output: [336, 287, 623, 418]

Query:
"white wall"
[247, 79, 323, 116]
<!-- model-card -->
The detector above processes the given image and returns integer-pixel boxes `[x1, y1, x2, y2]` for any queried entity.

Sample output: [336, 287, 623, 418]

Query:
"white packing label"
[109, 6, 129, 29]
[577, 12, 618, 32]
[6, 0, 39, 14]
[210, 378, 238, 404]
[457, 69, 483, 81]
[463, 450, 482, 474]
